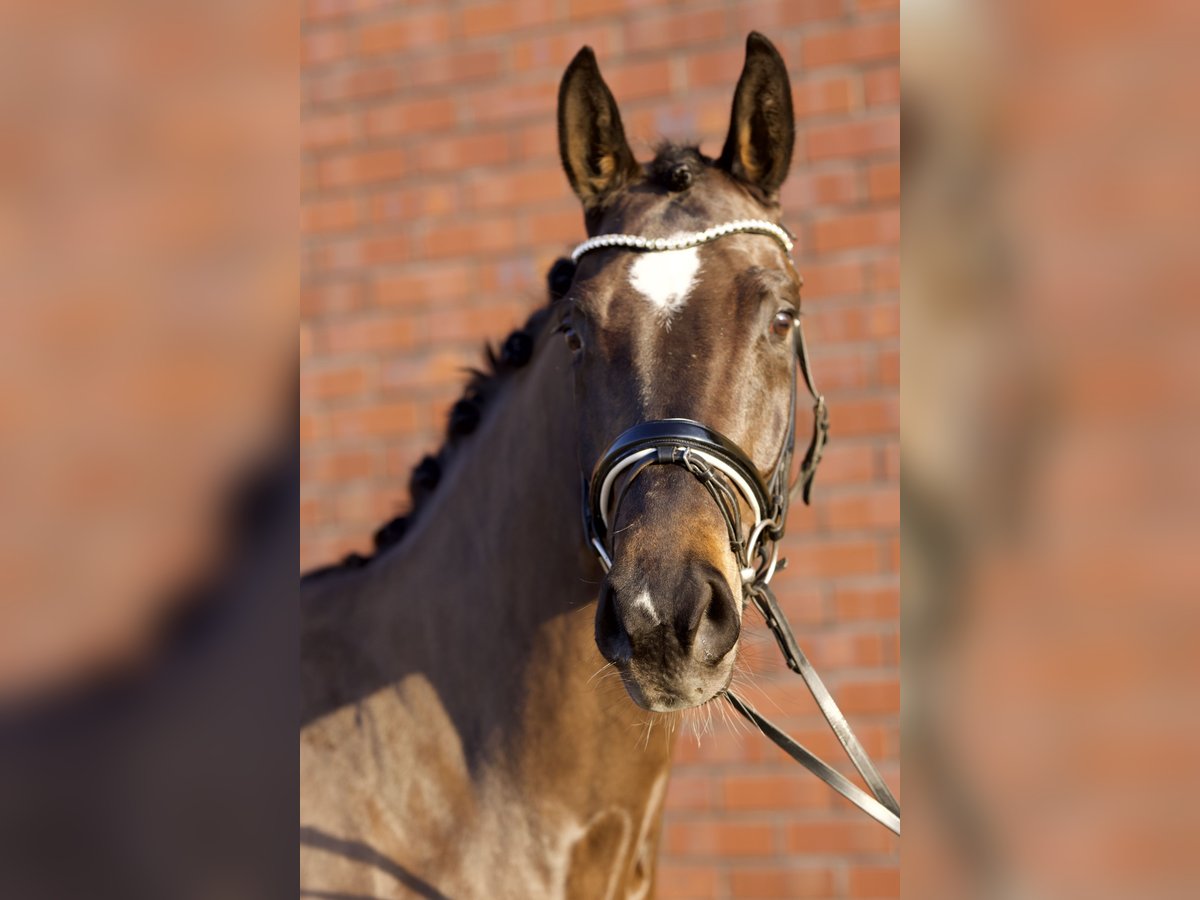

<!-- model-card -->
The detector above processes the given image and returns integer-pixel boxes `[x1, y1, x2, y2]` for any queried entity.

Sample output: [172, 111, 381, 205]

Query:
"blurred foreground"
[903, 0, 1200, 896]
[0, 0, 297, 896]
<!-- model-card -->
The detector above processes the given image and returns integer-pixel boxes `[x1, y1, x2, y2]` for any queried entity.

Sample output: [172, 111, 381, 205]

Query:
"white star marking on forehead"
[627, 245, 701, 324]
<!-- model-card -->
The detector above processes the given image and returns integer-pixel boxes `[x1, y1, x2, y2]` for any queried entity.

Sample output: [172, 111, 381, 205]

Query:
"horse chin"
[616, 660, 735, 714]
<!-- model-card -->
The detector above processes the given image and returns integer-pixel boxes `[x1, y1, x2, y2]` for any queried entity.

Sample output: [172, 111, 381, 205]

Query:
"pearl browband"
[570, 219, 794, 263]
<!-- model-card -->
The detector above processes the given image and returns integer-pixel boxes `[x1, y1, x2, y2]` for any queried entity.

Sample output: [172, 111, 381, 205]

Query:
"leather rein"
[572, 220, 900, 835]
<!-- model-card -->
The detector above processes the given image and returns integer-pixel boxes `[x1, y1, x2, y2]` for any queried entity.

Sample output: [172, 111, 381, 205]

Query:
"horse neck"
[303, 330, 673, 807]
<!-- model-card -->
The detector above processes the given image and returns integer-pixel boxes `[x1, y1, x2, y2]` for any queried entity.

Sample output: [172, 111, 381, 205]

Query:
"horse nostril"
[595, 582, 632, 665]
[695, 577, 740, 663]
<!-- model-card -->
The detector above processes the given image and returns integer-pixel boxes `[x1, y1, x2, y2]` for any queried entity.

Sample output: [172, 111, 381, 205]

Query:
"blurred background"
[4, 0, 1199, 896]
[300, 1, 901, 897]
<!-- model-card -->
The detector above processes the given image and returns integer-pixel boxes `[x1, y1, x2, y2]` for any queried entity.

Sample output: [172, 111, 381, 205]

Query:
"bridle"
[571, 220, 901, 835]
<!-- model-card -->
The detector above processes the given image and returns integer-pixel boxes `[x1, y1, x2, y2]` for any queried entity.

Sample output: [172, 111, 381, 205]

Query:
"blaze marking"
[628, 246, 701, 323]
[631, 590, 658, 624]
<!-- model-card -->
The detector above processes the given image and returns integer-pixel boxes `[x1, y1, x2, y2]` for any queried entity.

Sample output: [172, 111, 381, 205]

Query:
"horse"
[301, 33, 819, 898]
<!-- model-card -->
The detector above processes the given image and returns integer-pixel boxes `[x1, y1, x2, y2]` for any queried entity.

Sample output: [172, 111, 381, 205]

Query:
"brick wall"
[301, 1, 899, 896]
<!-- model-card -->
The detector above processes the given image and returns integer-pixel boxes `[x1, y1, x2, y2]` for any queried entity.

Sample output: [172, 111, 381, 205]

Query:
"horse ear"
[558, 47, 640, 208]
[717, 33, 795, 197]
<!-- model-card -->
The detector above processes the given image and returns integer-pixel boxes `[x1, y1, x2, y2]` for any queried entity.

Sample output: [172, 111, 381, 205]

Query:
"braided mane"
[302, 258, 576, 583]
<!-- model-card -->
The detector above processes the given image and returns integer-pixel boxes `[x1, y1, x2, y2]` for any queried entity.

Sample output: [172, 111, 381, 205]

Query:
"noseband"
[571, 220, 899, 835]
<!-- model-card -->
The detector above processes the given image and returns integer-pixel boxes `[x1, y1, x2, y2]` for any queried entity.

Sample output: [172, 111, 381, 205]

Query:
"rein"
[572, 220, 900, 835]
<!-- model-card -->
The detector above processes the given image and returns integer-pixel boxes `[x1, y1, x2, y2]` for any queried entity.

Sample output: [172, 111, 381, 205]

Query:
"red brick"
[807, 116, 900, 160]
[302, 448, 376, 482]
[804, 304, 872, 343]
[302, 0, 360, 24]
[664, 773, 713, 811]
[365, 98, 457, 139]
[828, 396, 899, 437]
[301, 361, 371, 401]
[867, 161, 900, 201]
[785, 168, 859, 210]
[866, 301, 899, 338]
[334, 482, 410, 523]
[461, 0, 558, 39]
[308, 65, 399, 105]
[368, 184, 460, 224]
[666, 821, 775, 858]
[849, 864, 900, 897]
[720, 774, 831, 811]
[382, 350, 477, 394]
[728, 866, 838, 898]
[302, 112, 357, 152]
[468, 166, 568, 211]
[879, 346, 898, 386]
[527, 206, 583, 244]
[732, 0, 843, 31]
[786, 538, 881, 578]
[812, 209, 900, 252]
[834, 585, 899, 622]
[318, 147, 409, 188]
[787, 819, 897, 854]
[358, 11, 451, 56]
[826, 486, 901, 531]
[802, 23, 900, 69]
[301, 29, 350, 68]
[800, 261, 865, 299]
[837, 677, 900, 714]
[330, 402, 419, 439]
[623, 98, 731, 146]
[299, 495, 321, 528]
[624, 9, 725, 54]
[363, 234, 413, 266]
[422, 299, 529, 342]
[518, 121, 559, 162]
[409, 48, 506, 89]
[465, 78, 559, 126]
[882, 440, 899, 481]
[604, 59, 673, 102]
[309, 234, 409, 274]
[673, 729, 770, 765]
[808, 346, 874, 391]
[302, 196, 359, 234]
[421, 217, 520, 259]
[806, 630, 887, 670]
[319, 312, 419, 355]
[792, 75, 856, 119]
[373, 264, 474, 307]
[301, 281, 366, 317]
[478, 256, 548, 295]
[513, 26, 620, 72]
[864, 66, 900, 107]
[771, 581, 827, 626]
[414, 132, 511, 174]
[656, 863, 719, 899]
[686, 46, 745, 90]
[302, 159, 318, 194]
[568, 0, 667, 21]
[813, 442, 876, 486]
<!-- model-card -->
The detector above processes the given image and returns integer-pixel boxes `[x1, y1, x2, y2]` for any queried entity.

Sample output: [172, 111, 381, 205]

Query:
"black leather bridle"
[572, 221, 900, 835]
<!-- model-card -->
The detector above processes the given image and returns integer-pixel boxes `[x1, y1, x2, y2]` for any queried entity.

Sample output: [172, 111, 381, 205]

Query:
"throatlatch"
[573, 221, 898, 835]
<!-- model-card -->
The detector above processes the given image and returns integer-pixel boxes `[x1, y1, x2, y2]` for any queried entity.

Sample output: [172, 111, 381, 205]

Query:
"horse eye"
[770, 310, 796, 338]
[563, 326, 583, 352]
